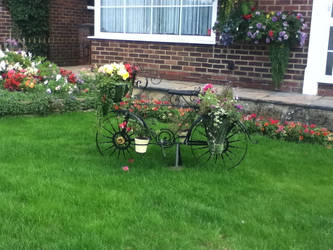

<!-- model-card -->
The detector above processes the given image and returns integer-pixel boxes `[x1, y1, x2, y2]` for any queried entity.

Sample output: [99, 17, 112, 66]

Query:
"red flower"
[119, 121, 127, 129]
[153, 100, 162, 105]
[268, 30, 274, 37]
[251, 6, 256, 12]
[309, 130, 315, 135]
[310, 124, 316, 128]
[243, 14, 252, 20]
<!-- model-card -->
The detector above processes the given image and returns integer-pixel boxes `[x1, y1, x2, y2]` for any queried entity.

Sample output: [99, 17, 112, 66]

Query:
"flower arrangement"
[214, 0, 307, 89]
[95, 63, 137, 116]
[0, 48, 86, 96]
[197, 83, 243, 154]
[242, 113, 333, 145]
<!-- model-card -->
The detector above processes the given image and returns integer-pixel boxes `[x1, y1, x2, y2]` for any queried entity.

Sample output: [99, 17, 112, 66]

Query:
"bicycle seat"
[167, 89, 199, 96]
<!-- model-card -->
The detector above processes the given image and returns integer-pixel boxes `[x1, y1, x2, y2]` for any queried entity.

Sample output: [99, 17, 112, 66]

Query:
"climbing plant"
[4, 0, 50, 56]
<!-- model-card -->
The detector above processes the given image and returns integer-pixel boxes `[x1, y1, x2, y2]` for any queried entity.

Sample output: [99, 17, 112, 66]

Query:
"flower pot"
[134, 138, 150, 153]
[112, 83, 129, 102]
[178, 130, 188, 144]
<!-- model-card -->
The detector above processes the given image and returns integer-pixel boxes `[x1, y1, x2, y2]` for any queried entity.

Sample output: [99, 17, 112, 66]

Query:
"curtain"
[100, 0, 213, 36]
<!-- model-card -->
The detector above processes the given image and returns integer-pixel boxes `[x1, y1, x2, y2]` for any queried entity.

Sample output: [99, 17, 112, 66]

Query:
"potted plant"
[132, 123, 150, 153]
[95, 62, 137, 116]
[197, 84, 243, 155]
[214, 1, 307, 89]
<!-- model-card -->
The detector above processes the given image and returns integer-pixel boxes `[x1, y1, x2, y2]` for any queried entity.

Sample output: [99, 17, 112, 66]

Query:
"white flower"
[0, 60, 6, 71]
[44, 80, 48, 85]
[46, 88, 52, 94]
[55, 85, 61, 91]
[0, 50, 5, 59]
[56, 74, 62, 81]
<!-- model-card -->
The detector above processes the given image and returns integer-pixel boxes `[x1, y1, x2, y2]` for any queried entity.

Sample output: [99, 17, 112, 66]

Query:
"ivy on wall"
[4, 0, 50, 56]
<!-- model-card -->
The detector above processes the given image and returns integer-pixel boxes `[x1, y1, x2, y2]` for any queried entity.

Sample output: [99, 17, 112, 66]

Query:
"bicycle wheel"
[96, 110, 148, 158]
[187, 117, 248, 169]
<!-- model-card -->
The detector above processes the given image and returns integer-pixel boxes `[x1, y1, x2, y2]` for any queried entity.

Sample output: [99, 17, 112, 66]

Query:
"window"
[93, 0, 217, 44]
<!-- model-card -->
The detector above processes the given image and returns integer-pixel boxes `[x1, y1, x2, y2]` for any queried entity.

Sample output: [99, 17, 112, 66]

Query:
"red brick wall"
[0, 0, 12, 44]
[91, 0, 313, 93]
[49, 0, 93, 65]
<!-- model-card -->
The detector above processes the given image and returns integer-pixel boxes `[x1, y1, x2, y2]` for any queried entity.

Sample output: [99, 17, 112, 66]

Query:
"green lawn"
[0, 112, 332, 250]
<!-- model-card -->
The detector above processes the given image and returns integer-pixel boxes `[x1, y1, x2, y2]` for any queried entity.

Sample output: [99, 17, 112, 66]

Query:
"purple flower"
[279, 31, 286, 37]
[255, 11, 261, 15]
[278, 37, 282, 42]
[276, 11, 282, 16]
[299, 32, 307, 47]
[236, 105, 243, 110]
[272, 16, 278, 22]
[282, 14, 287, 20]
[247, 31, 252, 37]
[266, 38, 271, 44]
[302, 23, 307, 30]
[256, 23, 262, 29]
[284, 34, 289, 40]
[283, 21, 289, 27]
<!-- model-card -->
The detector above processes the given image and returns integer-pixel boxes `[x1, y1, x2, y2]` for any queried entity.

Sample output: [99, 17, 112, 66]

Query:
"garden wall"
[90, 0, 327, 95]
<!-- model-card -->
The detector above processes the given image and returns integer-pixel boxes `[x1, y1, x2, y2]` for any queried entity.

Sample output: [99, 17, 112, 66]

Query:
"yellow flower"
[270, 11, 275, 15]
[266, 14, 270, 19]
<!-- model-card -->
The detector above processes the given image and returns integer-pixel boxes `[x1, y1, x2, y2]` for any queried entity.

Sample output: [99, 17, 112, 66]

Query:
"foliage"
[214, 0, 307, 88]
[95, 63, 137, 117]
[118, 95, 196, 134]
[197, 84, 242, 151]
[0, 49, 96, 116]
[242, 113, 333, 145]
[4, 0, 50, 56]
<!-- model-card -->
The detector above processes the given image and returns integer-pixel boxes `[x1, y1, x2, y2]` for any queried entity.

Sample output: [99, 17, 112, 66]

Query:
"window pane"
[152, 7, 180, 34]
[183, 0, 213, 5]
[126, 0, 151, 6]
[126, 8, 151, 33]
[153, 0, 179, 6]
[101, 8, 124, 33]
[182, 7, 212, 36]
[328, 27, 333, 50]
[326, 52, 333, 76]
[101, 0, 124, 6]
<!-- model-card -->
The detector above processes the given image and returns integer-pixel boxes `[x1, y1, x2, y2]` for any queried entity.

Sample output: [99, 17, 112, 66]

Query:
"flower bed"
[242, 114, 333, 145]
[0, 48, 96, 116]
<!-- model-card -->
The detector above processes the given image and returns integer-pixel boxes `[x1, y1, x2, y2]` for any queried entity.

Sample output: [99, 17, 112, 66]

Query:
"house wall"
[90, 0, 320, 94]
[0, 0, 93, 65]
[49, 0, 94, 65]
[0, 0, 12, 44]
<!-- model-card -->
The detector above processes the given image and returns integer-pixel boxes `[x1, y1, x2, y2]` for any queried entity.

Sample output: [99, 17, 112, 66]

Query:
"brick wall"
[0, 0, 12, 44]
[49, 0, 93, 65]
[91, 0, 313, 93]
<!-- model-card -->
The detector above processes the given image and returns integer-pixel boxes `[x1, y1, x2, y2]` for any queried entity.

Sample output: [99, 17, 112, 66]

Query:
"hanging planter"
[214, 0, 307, 89]
[134, 138, 150, 153]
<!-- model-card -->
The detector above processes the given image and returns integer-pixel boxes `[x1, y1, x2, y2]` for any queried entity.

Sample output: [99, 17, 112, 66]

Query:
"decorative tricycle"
[95, 63, 250, 170]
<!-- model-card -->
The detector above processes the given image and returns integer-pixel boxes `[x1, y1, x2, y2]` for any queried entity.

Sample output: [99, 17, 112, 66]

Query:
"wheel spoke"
[102, 144, 115, 153]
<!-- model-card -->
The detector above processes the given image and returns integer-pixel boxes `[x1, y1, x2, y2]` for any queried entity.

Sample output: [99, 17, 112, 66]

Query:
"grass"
[0, 111, 332, 250]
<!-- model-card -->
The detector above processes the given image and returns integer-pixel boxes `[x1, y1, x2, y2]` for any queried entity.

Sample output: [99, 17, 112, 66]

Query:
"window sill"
[88, 33, 216, 45]
[87, 6, 94, 10]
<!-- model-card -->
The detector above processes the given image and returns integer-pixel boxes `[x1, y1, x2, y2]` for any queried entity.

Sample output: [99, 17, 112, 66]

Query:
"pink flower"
[203, 83, 213, 92]
[122, 166, 129, 171]
[119, 121, 127, 129]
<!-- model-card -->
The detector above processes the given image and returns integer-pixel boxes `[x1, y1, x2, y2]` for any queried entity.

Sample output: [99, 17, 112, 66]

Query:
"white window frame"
[303, 0, 333, 95]
[90, 0, 217, 45]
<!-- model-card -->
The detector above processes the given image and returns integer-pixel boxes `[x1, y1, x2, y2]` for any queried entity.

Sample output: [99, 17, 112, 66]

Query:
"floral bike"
[95, 64, 250, 169]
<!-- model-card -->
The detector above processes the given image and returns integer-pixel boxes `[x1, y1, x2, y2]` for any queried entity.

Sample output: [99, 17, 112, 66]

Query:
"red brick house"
[1, 0, 333, 96]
